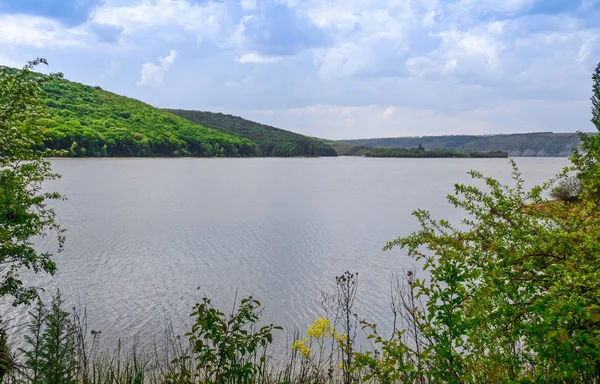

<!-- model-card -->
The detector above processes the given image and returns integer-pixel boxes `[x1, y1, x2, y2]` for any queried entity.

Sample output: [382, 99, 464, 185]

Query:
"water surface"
[2, 157, 569, 348]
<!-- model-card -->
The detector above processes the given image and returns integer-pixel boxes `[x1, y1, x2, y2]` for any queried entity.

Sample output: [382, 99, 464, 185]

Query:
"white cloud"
[406, 25, 505, 79]
[235, 52, 282, 63]
[577, 36, 599, 64]
[581, 0, 599, 10]
[381, 106, 396, 119]
[240, 0, 258, 11]
[229, 15, 254, 50]
[0, 14, 87, 48]
[137, 50, 178, 86]
[92, 0, 228, 42]
[258, 104, 496, 138]
[246, 97, 591, 139]
[313, 43, 370, 78]
[285, 0, 422, 78]
[447, 0, 536, 16]
[0, 54, 21, 68]
[253, 109, 275, 115]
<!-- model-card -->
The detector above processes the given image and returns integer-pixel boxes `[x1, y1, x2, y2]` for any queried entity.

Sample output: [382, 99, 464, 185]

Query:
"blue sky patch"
[0, 0, 100, 26]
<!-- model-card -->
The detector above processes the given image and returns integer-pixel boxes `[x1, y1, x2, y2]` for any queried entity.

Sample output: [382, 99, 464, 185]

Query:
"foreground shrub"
[373, 161, 600, 383]
[167, 296, 282, 384]
[20, 291, 80, 384]
[291, 318, 346, 382]
[549, 175, 582, 201]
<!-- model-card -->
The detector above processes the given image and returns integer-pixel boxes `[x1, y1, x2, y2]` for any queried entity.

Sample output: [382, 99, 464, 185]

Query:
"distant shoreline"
[44, 155, 569, 160]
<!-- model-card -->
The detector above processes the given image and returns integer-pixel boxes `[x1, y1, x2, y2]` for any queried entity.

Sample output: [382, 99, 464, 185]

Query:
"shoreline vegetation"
[363, 146, 508, 158]
[2, 60, 600, 383]
[341, 132, 592, 157]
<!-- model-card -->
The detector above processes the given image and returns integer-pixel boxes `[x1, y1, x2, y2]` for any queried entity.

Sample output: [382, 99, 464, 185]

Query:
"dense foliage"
[550, 175, 582, 202]
[572, 62, 600, 197]
[0, 67, 261, 157]
[365, 146, 508, 158]
[0, 59, 65, 305]
[369, 163, 600, 382]
[345, 132, 589, 157]
[167, 109, 338, 157]
[168, 296, 281, 383]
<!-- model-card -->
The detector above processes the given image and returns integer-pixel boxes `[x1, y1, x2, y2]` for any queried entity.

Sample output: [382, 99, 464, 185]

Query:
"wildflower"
[292, 339, 304, 350]
[300, 345, 311, 356]
[292, 339, 311, 357]
[339, 363, 344, 369]
[333, 328, 347, 342]
[307, 318, 332, 339]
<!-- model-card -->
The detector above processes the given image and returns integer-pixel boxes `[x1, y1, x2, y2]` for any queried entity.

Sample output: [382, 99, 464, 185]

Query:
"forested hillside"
[0, 67, 259, 157]
[167, 109, 338, 157]
[344, 132, 591, 157]
[40, 79, 259, 157]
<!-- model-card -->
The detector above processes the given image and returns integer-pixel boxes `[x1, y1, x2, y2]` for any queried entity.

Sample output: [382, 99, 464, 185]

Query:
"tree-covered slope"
[22, 71, 259, 157]
[343, 132, 591, 157]
[166, 109, 338, 157]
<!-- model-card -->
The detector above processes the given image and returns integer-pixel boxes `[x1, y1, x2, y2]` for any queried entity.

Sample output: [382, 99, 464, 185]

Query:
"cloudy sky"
[1, 0, 599, 139]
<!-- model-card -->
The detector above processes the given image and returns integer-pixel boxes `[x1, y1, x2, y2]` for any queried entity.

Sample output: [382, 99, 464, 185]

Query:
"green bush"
[550, 176, 582, 202]
[352, 161, 600, 382]
[167, 296, 282, 384]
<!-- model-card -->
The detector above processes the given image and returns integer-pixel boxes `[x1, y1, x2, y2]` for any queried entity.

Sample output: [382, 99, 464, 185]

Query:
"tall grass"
[2, 264, 600, 383]
[0, 272, 372, 384]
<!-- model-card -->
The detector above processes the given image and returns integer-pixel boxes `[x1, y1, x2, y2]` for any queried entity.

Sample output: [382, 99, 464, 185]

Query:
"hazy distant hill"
[343, 132, 592, 157]
[167, 110, 338, 157]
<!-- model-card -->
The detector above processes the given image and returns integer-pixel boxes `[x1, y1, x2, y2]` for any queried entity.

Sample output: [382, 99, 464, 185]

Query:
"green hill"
[166, 110, 338, 157]
[343, 132, 592, 157]
[0, 66, 260, 157]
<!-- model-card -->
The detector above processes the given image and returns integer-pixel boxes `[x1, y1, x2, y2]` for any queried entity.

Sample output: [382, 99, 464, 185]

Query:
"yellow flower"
[292, 339, 311, 357]
[307, 318, 332, 339]
[292, 340, 304, 350]
[300, 345, 311, 356]
[333, 328, 347, 342]
[339, 363, 344, 370]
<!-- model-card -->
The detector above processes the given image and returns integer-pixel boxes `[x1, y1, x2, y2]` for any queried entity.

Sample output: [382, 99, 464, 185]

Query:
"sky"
[0, 0, 599, 139]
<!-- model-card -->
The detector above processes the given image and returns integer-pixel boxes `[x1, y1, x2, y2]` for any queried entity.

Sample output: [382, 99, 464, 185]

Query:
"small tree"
[40, 290, 76, 384]
[0, 59, 65, 305]
[21, 300, 47, 384]
[572, 61, 600, 196]
[0, 326, 11, 383]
